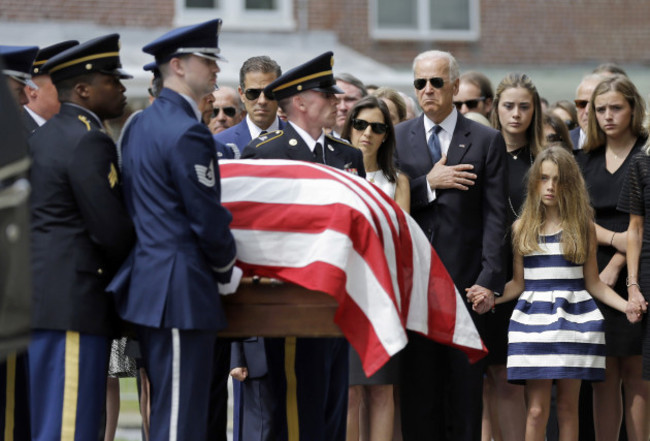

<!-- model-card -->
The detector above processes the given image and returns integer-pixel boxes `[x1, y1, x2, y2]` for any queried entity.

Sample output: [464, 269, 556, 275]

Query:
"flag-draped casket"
[219, 159, 486, 376]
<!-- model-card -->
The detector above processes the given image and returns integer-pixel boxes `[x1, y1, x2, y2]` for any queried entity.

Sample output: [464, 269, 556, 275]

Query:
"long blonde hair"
[513, 146, 593, 264]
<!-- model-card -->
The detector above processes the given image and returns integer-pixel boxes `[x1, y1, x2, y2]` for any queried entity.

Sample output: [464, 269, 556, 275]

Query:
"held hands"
[465, 285, 495, 314]
[625, 286, 648, 324]
[426, 156, 477, 191]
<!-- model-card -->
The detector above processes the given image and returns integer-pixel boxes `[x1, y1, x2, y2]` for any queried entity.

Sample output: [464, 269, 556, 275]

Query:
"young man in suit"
[109, 19, 237, 441]
[241, 51, 365, 441]
[394, 50, 508, 441]
[215, 55, 284, 441]
[28, 34, 135, 439]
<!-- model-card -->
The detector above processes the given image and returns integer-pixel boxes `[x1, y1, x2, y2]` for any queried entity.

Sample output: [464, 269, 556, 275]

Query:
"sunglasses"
[352, 118, 388, 135]
[564, 120, 577, 130]
[244, 88, 274, 101]
[413, 77, 445, 90]
[546, 133, 563, 143]
[211, 106, 237, 118]
[574, 99, 589, 109]
[453, 97, 486, 110]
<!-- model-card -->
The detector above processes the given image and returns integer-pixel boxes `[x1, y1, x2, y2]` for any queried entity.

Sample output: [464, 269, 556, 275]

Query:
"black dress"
[485, 144, 533, 365]
[577, 138, 646, 357]
[618, 148, 650, 379]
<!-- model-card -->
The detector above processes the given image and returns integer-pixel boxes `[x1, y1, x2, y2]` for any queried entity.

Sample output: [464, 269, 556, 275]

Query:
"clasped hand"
[426, 156, 477, 190]
[465, 285, 495, 314]
[626, 287, 648, 324]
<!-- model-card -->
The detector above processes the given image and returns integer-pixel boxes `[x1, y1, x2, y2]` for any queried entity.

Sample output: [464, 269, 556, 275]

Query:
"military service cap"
[143, 18, 225, 65]
[0, 45, 39, 88]
[263, 51, 343, 101]
[43, 33, 132, 83]
[31, 40, 79, 76]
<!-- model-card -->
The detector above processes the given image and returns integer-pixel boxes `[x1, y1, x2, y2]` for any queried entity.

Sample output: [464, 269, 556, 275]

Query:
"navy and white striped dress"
[507, 231, 606, 382]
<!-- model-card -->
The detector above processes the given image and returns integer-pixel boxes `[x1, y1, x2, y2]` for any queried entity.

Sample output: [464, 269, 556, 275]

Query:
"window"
[176, 0, 295, 31]
[370, 0, 479, 41]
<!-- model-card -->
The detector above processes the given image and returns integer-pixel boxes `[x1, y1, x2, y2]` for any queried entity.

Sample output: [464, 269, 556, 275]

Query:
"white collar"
[423, 107, 458, 136]
[246, 114, 280, 139]
[23, 106, 47, 126]
[288, 121, 325, 152]
[179, 93, 202, 122]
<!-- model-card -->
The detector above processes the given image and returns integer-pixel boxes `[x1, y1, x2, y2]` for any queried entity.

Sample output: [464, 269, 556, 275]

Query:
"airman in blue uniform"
[108, 19, 237, 441]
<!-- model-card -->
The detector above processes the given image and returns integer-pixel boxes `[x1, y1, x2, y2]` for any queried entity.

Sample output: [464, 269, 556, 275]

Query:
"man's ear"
[168, 57, 185, 77]
[73, 80, 92, 99]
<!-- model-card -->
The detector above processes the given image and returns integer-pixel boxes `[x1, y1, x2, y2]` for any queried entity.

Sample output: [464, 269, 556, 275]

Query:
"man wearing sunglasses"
[214, 56, 285, 162]
[241, 51, 365, 441]
[454, 71, 494, 118]
[394, 50, 507, 441]
[209, 85, 244, 134]
[570, 73, 605, 151]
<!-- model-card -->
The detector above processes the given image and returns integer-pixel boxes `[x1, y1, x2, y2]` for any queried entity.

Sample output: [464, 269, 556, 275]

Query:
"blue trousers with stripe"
[136, 325, 218, 441]
[28, 330, 109, 441]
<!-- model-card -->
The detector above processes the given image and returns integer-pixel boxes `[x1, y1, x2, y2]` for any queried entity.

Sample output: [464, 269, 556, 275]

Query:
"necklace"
[366, 170, 380, 183]
[507, 146, 525, 160]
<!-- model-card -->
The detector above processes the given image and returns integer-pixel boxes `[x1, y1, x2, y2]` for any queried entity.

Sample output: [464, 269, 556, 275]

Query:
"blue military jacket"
[109, 88, 237, 331]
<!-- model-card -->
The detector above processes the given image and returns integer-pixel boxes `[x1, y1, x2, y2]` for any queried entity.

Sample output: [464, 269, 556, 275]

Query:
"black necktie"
[428, 125, 443, 163]
[314, 142, 324, 164]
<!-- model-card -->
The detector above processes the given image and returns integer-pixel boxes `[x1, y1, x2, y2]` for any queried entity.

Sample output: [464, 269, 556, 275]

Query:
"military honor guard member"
[0, 44, 38, 441]
[108, 19, 237, 441]
[27, 34, 135, 440]
[23, 40, 79, 133]
[241, 51, 365, 441]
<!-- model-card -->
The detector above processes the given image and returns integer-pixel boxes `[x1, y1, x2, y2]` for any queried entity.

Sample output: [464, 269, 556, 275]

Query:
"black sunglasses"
[564, 120, 578, 130]
[574, 99, 589, 109]
[211, 106, 237, 118]
[453, 97, 485, 110]
[244, 88, 275, 101]
[413, 77, 445, 90]
[546, 133, 563, 144]
[352, 118, 388, 135]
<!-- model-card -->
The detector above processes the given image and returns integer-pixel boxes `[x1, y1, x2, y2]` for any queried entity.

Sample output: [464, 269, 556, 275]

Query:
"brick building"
[2, 0, 650, 101]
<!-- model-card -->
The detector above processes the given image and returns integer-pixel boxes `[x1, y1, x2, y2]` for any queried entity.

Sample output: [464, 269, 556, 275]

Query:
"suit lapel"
[446, 114, 472, 165]
[410, 115, 433, 169]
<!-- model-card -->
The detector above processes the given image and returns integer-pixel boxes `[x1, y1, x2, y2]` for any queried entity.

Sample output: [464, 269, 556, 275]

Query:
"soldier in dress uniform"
[107, 19, 237, 441]
[241, 51, 365, 441]
[27, 34, 135, 440]
[0, 46, 37, 441]
[22, 40, 79, 133]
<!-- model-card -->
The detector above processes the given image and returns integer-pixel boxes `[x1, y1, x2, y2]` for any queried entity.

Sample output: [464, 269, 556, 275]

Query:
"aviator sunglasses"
[211, 106, 237, 118]
[413, 77, 445, 90]
[352, 118, 388, 135]
[453, 97, 486, 111]
[244, 88, 275, 101]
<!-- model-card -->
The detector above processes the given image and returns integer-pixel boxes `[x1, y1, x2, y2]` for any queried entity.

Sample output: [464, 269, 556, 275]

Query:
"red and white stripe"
[220, 159, 487, 376]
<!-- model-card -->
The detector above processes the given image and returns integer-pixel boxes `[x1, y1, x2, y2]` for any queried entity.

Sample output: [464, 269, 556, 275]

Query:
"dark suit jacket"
[29, 103, 135, 335]
[570, 127, 582, 151]
[214, 117, 286, 160]
[241, 122, 365, 178]
[22, 109, 38, 135]
[394, 113, 507, 302]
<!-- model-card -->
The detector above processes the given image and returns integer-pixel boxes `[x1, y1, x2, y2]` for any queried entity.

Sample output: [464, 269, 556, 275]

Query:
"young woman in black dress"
[577, 74, 650, 441]
[487, 73, 545, 441]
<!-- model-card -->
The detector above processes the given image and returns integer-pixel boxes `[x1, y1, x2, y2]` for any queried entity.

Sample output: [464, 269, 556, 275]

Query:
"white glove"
[218, 266, 243, 295]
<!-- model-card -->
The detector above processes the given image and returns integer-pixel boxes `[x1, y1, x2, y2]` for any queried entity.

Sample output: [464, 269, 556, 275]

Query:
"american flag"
[219, 159, 487, 376]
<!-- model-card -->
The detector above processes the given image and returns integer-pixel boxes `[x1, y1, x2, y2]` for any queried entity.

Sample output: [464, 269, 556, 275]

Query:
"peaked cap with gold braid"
[31, 40, 79, 76]
[263, 51, 343, 101]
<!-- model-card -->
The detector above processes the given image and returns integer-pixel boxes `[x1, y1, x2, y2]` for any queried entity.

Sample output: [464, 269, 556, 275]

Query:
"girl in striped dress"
[468, 146, 646, 441]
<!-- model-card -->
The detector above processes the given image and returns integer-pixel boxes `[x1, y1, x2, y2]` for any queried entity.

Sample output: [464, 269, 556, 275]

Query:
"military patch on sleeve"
[108, 163, 118, 188]
[195, 159, 216, 187]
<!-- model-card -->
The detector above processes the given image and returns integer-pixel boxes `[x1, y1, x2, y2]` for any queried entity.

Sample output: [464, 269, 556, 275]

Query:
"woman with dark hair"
[340, 95, 409, 441]
[543, 111, 574, 152]
[577, 74, 650, 441]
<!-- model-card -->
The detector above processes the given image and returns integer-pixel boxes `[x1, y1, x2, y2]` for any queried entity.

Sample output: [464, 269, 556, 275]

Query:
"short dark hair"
[335, 73, 367, 97]
[459, 71, 494, 100]
[239, 56, 282, 89]
[54, 73, 95, 101]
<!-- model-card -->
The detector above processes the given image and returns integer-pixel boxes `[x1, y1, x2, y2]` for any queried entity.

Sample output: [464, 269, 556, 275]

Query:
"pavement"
[114, 377, 234, 441]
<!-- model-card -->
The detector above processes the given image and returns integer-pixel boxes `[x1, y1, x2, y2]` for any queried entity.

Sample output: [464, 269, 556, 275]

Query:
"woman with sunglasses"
[340, 95, 409, 441]
[485, 72, 545, 441]
[576, 74, 650, 441]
